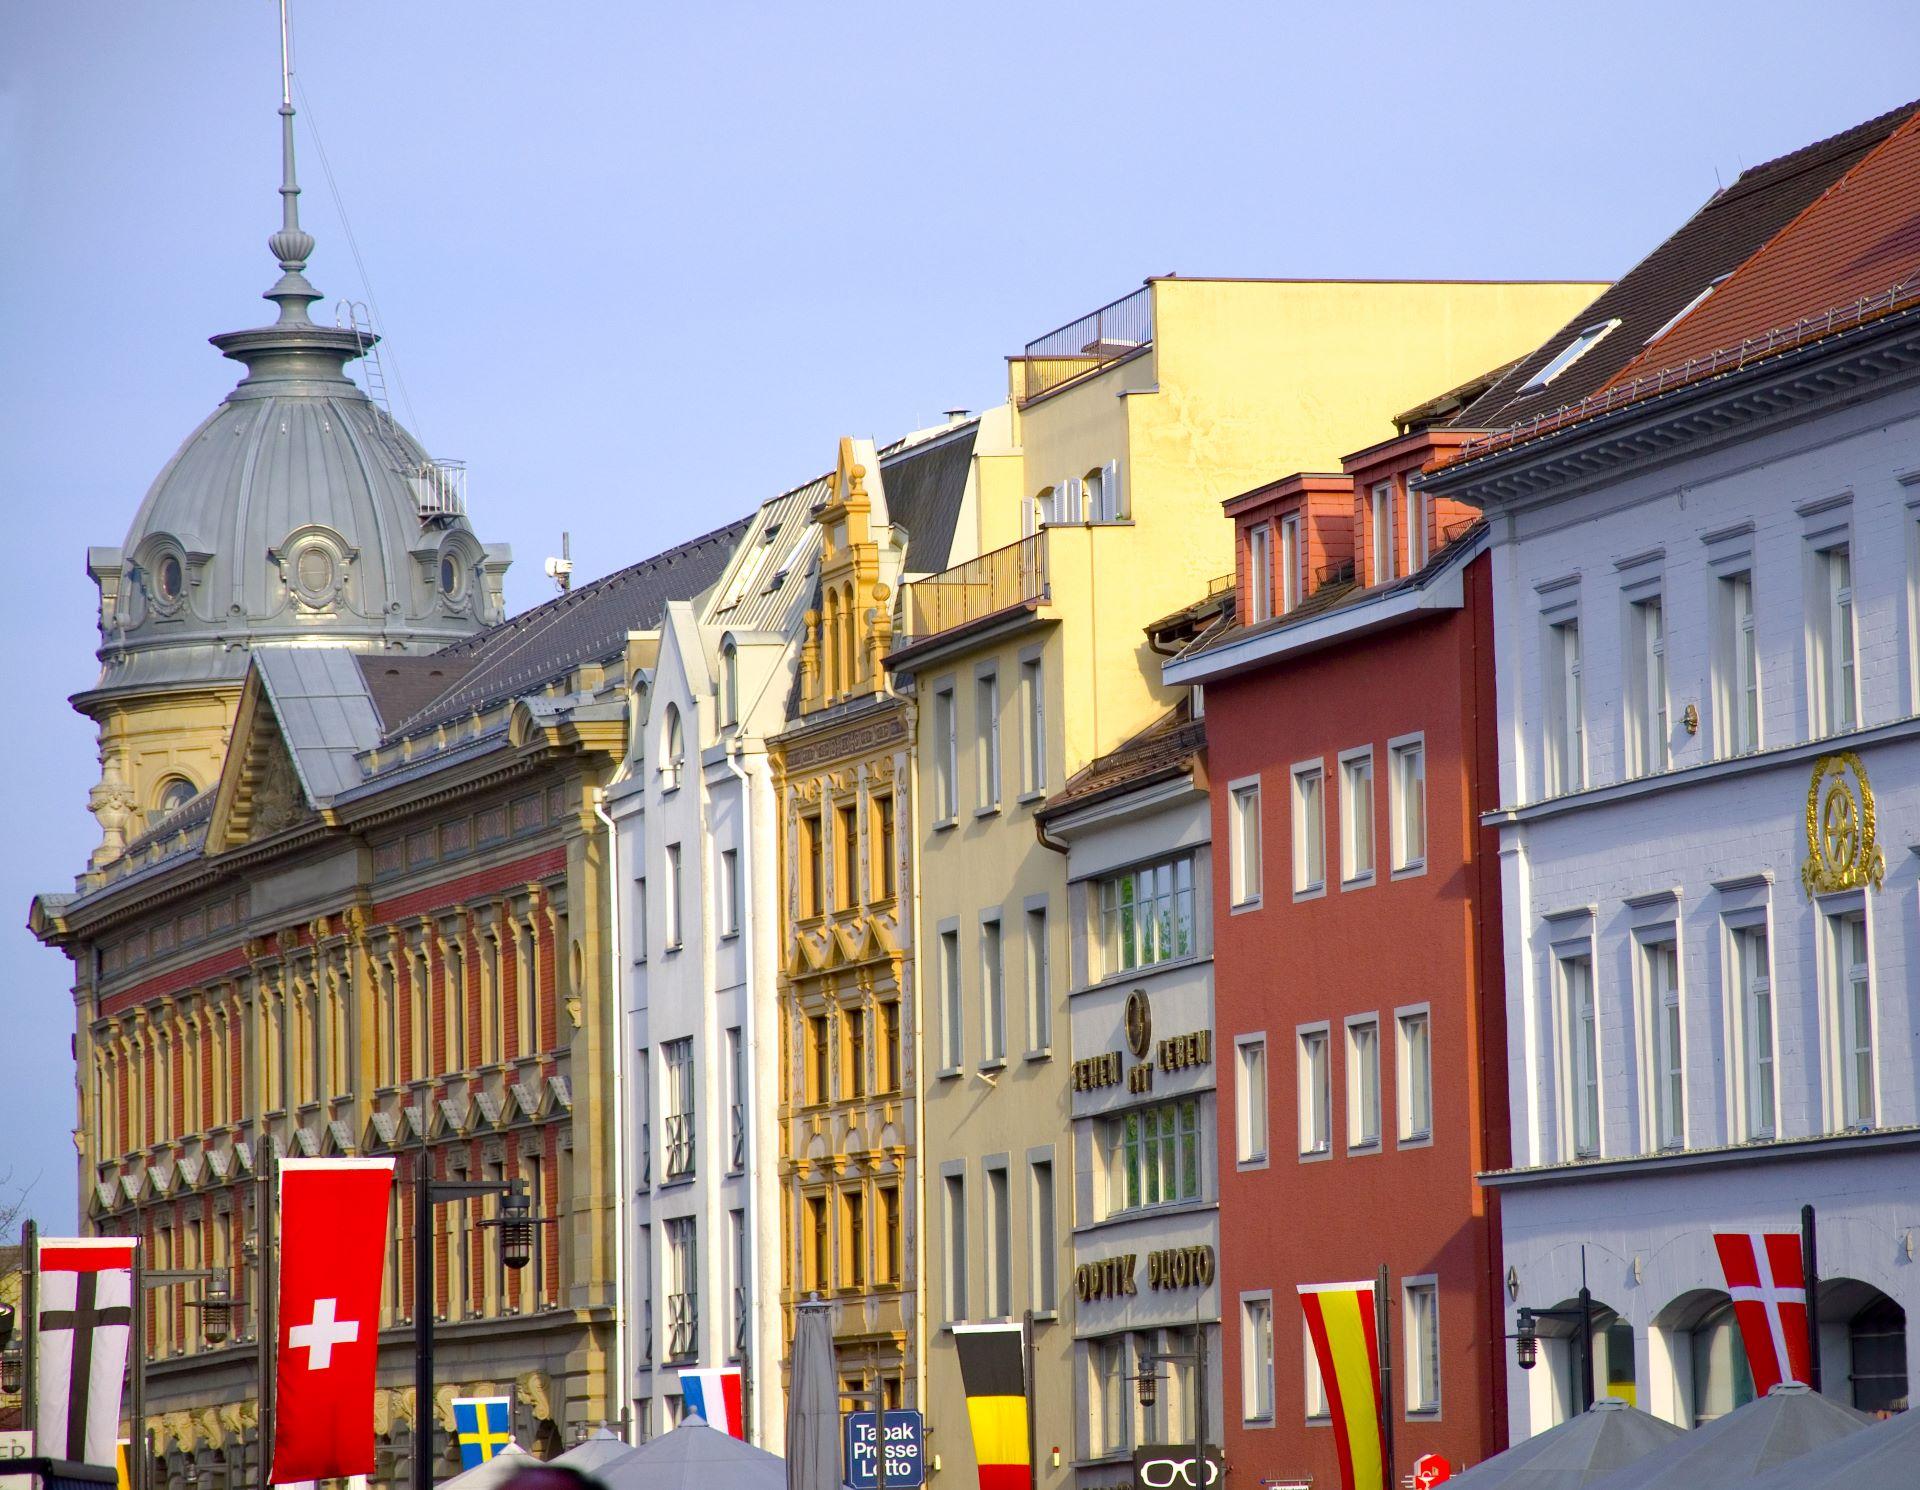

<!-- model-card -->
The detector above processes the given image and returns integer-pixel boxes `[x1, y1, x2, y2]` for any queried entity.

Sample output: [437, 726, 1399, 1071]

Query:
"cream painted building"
[884, 276, 1608, 1490]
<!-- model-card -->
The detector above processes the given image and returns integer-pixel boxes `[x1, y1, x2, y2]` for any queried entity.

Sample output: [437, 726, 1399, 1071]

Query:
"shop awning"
[1584, 1382, 1867, 1490]
[1446, 1398, 1682, 1490]
[596, 1417, 786, 1490]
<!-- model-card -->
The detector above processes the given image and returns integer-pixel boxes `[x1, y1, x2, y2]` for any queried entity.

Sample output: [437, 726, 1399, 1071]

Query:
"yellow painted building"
[885, 276, 1606, 1489]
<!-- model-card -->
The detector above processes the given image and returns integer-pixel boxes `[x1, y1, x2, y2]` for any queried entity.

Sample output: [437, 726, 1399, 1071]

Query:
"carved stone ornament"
[249, 735, 305, 839]
[1802, 750, 1886, 896]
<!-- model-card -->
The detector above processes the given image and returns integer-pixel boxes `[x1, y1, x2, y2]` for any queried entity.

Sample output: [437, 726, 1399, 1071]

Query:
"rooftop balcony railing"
[905, 532, 1050, 641]
[1012, 285, 1153, 405]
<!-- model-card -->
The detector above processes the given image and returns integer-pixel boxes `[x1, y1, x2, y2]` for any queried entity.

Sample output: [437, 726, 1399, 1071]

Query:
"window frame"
[1344, 1013, 1382, 1153]
[1395, 1003, 1433, 1146]
[1247, 523, 1275, 623]
[1725, 914, 1776, 1141]
[663, 842, 685, 952]
[1338, 746, 1375, 889]
[1019, 650, 1047, 800]
[718, 845, 741, 939]
[1714, 569, 1762, 758]
[1291, 760, 1326, 899]
[938, 922, 963, 1075]
[1824, 901, 1876, 1130]
[1627, 592, 1670, 778]
[1557, 947, 1601, 1159]
[1370, 481, 1396, 583]
[1280, 513, 1303, 613]
[1546, 615, 1586, 795]
[932, 680, 959, 824]
[1240, 1292, 1276, 1426]
[1638, 932, 1684, 1151]
[1403, 1275, 1442, 1417]
[980, 912, 1007, 1068]
[1229, 775, 1264, 909]
[1235, 1033, 1270, 1169]
[1520, 318, 1621, 391]
[1297, 1022, 1331, 1160]
[1387, 733, 1427, 877]
[975, 664, 1002, 815]
[1811, 542, 1859, 737]
[1023, 900, 1052, 1059]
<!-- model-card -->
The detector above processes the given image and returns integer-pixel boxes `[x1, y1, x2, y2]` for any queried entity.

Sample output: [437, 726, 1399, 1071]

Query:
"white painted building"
[609, 477, 825, 1444]
[1427, 292, 1920, 1437]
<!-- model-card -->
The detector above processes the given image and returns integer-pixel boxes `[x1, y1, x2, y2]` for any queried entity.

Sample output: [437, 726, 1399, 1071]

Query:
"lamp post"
[1510, 1293, 1595, 1411]
[1130, 1322, 1209, 1487]
[131, 1264, 237, 1490]
[412, 1169, 536, 1490]
[0, 1301, 21, 1396]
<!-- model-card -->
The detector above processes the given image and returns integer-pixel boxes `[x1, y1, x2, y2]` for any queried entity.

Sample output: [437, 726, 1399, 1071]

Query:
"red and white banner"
[270, 1158, 396, 1484]
[1712, 1231, 1810, 1394]
[36, 1237, 138, 1467]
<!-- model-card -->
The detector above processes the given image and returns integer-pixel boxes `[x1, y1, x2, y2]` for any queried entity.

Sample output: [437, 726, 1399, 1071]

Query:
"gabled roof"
[252, 647, 385, 803]
[1449, 97, 1920, 432]
[1037, 699, 1206, 823]
[392, 516, 755, 735]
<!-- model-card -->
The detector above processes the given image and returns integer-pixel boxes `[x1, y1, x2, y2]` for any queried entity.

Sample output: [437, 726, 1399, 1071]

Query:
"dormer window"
[720, 641, 740, 728]
[1280, 515, 1302, 612]
[1370, 483, 1396, 584]
[1247, 524, 1274, 623]
[1521, 319, 1622, 392]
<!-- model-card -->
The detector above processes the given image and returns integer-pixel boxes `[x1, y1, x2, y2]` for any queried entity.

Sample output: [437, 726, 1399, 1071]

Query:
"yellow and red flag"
[1299, 1282, 1385, 1490]
[953, 1322, 1031, 1490]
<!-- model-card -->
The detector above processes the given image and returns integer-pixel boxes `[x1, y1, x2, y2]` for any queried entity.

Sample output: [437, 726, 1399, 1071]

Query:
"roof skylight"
[1521, 319, 1623, 392]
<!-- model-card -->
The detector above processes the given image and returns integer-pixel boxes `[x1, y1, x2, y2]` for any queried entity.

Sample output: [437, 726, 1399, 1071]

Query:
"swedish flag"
[452, 1397, 515, 1471]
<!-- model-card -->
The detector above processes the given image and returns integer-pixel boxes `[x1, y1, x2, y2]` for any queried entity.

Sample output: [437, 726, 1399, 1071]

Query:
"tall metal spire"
[264, 0, 319, 323]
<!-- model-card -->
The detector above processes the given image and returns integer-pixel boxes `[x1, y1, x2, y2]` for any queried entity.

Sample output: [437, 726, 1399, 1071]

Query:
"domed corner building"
[75, 184, 509, 868]
[30, 79, 756, 1488]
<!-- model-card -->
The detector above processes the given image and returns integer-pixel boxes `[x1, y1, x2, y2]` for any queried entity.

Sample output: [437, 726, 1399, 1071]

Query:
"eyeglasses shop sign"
[1134, 1446, 1222, 1490]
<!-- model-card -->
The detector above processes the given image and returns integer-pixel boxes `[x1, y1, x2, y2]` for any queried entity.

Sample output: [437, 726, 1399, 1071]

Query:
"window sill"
[1236, 1154, 1270, 1172]
[1241, 1416, 1275, 1432]
[933, 817, 959, 833]
[1298, 1146, 1332, 1164]
[1390, 861, 1428, 881]
[719, 930, 740, 943]
[1340, 872, 1376, 892]
[1293, 884, 1327, 903]
[1029, 1309, 1058, 1324]
[1085, 951, 1207, 992]
[1017, 789, 1047, 806]
[1230, 896, 1263, 915]
[1348, 1138, 1382, 1156]
[1407, 1408, 1441, 1422]
[937, 1065, 963, 1081]
[1023, 1047, 1053, 1063]
[974, 804, 1002, 820]
[1396, 1131, 1434, 1151]
[979, 1058, 1007, 1073]
[663, 942, 684, 955]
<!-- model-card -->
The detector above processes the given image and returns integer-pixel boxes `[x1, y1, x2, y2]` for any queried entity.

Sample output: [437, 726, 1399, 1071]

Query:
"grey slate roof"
[1449, 98, 1920, 433]
[391, 515, 755, 735]
[253, 646, 386, 803]
[879, 419, 976, 575]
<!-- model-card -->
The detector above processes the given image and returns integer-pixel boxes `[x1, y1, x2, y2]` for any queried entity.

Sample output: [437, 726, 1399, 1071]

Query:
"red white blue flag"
[678, 1367, 746, 1438]
[1712, 1231, 1811, 1394]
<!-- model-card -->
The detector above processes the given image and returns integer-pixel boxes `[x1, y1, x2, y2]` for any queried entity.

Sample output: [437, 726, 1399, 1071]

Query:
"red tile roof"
[1599, 107, 1920, 387]
[1036, 701, 1206, 820]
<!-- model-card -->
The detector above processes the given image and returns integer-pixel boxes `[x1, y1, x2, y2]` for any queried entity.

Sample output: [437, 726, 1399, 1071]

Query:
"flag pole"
[1022, 1311, 1038, 1490]
[1375, 1266, 1395, 1490]
[21, 1219, 36, 1451]
[131, 1240, 147, 1490]
[1802, 1204, 1821, 1393]
[259, 1141, 278, 1490]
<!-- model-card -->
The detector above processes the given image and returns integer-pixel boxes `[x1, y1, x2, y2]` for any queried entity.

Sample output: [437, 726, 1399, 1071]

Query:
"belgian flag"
[954, 1322, 1032, 1490]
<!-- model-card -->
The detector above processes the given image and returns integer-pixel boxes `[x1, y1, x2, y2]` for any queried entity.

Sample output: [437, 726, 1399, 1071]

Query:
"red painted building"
[1162, 417, 1510, 1487]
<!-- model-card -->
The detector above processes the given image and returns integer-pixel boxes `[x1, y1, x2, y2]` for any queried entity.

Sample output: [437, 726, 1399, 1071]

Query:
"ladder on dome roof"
[333, 300, 467, 521]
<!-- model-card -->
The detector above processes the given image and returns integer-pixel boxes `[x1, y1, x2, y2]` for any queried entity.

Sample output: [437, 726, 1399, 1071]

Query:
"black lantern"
[498, 1181, 533, 1272]
[0, 1301, 14, 1352]
[1, 1342, 23, 1395]
[200, 1275, 232, 1346]
[1135, 1367, 1159, 1410]
[1514, 1308, 1539, 1371]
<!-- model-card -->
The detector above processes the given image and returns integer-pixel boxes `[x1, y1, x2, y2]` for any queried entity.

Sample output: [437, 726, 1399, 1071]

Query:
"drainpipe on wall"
[592, 775, 631, 1442]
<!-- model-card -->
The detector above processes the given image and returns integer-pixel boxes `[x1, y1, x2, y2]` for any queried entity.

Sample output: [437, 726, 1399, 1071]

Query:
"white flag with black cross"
[35, 1237, 138, 1468]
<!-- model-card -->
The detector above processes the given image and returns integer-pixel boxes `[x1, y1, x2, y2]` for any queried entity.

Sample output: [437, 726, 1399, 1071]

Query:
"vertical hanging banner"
[35, 1237, 138, 1468]
[270, 1158, 396, 1484]
[1299, 1282, 1385, 1490]
[952, 1323, 1031, 1490]
[1712, 1232, 1810, 1394]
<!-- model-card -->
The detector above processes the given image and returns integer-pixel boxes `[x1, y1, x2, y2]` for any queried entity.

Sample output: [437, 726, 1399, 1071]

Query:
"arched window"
[823, 591, 842, 699]
[720, 641, 740, 728]
[840, 584, 858, 691]
[152, 775, 197, 824]
[662, 704, 685, 790]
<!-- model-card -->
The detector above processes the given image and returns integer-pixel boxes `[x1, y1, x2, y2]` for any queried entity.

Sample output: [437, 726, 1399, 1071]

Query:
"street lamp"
[131, 1266, 239, 1490]
[413, 1171, 540, 1490]
[1128, 1326, 1209, 1485]
[1508, 1295, 1594, 1409]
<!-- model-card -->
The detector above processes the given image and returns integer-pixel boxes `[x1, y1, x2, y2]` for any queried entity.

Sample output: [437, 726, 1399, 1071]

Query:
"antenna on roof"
[544, 532, 573, 594]
[264, 0, 318, 324]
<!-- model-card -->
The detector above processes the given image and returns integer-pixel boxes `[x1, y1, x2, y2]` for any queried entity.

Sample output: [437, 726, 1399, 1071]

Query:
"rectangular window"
[844, 1004, 867, 1100]
[1241, 1296, 1275, 1422]
[1304, 1321, 1329, 1419]
[1280, 514, 1303, 612]
[985, 1161, 1011, 1318]
[1811, 545, 1858, 736]
[1522, 319, 1620, 391]
[1560, 952, 1600, 1158]
[940, 928, 962, 1070]
[718, 847, 740, 937]
[664, 1216, 698, 1362]
[1718, 572, 1761, 756]
[1371, 481, 1396, 582]
[1096, 857, 1196, 975]
[977, 669, 1002, 811]
[1248, 524, 1275, 623]
[1645, 939, 1683, 1149]
[1834, 910, 1874, 1128]
[1230, 779, 1263, 906]
[836, 803, 859, 909]
[1346, 1016, 1381, 1149]
[1020, 657, 1046, 796]
[633, 879, 648, 963]
[1405, 479, 1429, 571]
[840, 1187, 866, 1290]
[664, 1036, 695, 1179]
[1340, 750, 1374, 885]
[934, 685, 958, 820]
[1404, 1280, 1440, 1413]
[727, 1026, 746, 1172]
[799, 814, 824, 919]
[1029, 1157, 1056, 1311]
[872, 794, 897, 899]
[805, 1194, 829, 1293]
[943, 1172, 967, 1321]
[1298, 1027, 1330, 1156]
[879, 999, 902, 1093]
[1547, 618, 1585, 794]
[728, 1208, 748, 1360]
[1092, 1337, 1127, 1454]
[981, 917, 1006, 1064]
[1236, 1037, 1269, 1163]
[1732, 924, 1774, 1140]
[1114, 1099, 1203, 1211]
[1389, 738, 1425, 873]
[1025, 906, 1051, 1054]
[664, 843, 684, 949]
[807, 1013, 831, 1105]
[877, 1181, 902, 1284]
[1292, 763, 1325, 895]
[1396, 1008, 1432, 1141]
[1629, 596, 1669, 777]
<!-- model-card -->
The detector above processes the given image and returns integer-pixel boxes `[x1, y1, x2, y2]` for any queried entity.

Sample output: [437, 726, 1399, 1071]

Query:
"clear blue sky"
[2, 1, 1916, 1230]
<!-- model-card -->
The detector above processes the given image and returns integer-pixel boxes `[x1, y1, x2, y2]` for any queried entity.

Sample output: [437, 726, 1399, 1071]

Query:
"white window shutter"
[1064, 477, 1084, 523]
[1103, 459, 1123, 520]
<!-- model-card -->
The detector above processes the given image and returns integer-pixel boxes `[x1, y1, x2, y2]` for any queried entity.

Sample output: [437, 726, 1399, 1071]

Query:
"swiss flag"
[1712, 1231, 1811, 1394]
[271, 1158, 396, 1484]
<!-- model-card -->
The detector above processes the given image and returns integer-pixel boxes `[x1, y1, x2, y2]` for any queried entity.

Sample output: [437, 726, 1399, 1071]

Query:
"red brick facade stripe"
[371, 846, 567, 925]
[99, 945, 249, 1019]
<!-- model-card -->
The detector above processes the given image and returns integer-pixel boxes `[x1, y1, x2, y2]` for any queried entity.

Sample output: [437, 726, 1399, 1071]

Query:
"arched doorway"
[1820, 1278, 1908, 1416]
[1529, 1297, 1636, 1427]
[1651, 1287, 1753, 1426]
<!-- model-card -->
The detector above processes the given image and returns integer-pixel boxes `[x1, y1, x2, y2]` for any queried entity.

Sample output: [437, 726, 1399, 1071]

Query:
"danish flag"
[1712, 1232, 1810, 1394]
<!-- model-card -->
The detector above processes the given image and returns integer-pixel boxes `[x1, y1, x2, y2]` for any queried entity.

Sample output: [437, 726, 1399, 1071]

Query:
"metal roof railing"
[1012, 285, 1153, 405]
[1454, 276, 1920, 465]
[906, 532, 1050, 639]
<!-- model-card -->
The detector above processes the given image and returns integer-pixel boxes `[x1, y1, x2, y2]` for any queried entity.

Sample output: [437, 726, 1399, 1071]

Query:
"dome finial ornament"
[265, 0, 318, 324]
